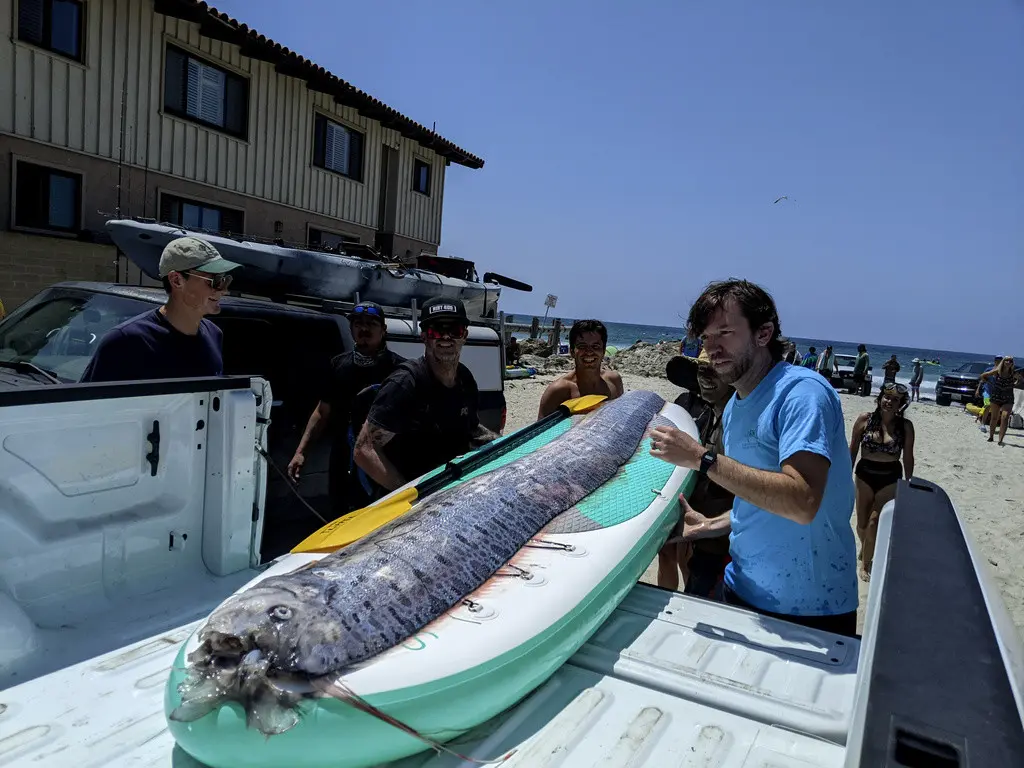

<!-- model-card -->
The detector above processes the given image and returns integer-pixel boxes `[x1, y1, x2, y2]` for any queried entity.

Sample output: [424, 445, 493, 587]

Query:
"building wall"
[0, 230, 116, 310]
[0, 134, 379, 309]
[0, 0, 448, 246]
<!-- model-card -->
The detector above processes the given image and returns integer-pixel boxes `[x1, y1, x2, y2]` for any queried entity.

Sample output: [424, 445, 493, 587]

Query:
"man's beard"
[716, 349, 755, 385]
[431, 346, 460, 368]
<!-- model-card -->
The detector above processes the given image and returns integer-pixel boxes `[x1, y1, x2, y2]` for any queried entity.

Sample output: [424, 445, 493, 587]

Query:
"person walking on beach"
[801, 346, 819, 370]
[977, 356, 1017, 446]
[852, 344, 871, 396]
[649, 279, 858, 637]
[816, 345, 836, 380]
[882, 355, 900, 385]
[658, 348, 734, 597]
[909, 358, 924, 402]
[849, 383, 915, 580]
[537, 319, 624, 419]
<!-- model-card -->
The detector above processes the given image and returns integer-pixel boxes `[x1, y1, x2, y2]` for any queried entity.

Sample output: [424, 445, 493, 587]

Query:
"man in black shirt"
[287, 302, 405, 514]
[354, 297, 499, 490]
[80, 236, 241, 382]
[659, 348, 735, 598]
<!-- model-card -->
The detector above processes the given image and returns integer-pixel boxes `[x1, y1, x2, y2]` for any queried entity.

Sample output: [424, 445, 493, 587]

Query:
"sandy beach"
[503, 368, 1024, 635]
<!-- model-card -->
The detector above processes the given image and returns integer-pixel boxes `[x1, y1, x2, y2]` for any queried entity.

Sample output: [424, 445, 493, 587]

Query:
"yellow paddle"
[291, 394, 609, 554]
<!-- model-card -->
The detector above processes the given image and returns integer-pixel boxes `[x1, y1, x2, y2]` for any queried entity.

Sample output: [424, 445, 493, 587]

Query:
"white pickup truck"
[1, 374, 1022, 767]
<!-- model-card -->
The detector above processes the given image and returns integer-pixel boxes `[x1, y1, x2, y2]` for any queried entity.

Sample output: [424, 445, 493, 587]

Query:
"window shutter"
[196, 62, 226, 127]
[185, 59, 202, 119]
[224, 75, 248, 137]
[164, 46, 187, 114]
[18, 0, 44, 45]
[327, 122, 350, 175]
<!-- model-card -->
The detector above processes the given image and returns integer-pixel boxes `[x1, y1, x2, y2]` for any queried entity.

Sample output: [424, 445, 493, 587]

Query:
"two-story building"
[0, 0, 484, 310]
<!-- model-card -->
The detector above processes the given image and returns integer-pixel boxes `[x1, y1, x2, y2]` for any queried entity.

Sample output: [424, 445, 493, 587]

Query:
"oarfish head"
[192, 580, 351, 674]
[170, 581, 349, 736]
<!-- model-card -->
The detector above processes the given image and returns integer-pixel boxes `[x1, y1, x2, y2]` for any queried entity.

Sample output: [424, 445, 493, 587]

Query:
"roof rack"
[243, 292, 504, 332]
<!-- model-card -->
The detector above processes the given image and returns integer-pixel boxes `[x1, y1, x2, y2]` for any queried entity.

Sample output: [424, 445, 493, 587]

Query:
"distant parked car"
[935, 361, 991, 406]
[831, 354, 873, 394]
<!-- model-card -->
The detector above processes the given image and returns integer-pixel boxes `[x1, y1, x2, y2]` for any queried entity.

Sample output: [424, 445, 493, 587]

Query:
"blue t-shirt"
[721, 362, 858, 616]
[80, 308, 224, 383]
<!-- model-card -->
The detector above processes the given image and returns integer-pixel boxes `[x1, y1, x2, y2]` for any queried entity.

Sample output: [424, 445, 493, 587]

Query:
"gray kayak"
[105, 219, 503, 318]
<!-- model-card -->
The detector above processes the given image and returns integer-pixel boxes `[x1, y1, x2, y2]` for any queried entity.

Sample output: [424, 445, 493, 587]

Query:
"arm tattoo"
[365, 424, 395, 450]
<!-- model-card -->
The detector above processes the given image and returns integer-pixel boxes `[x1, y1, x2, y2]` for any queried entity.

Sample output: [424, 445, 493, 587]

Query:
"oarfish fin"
[312, 677, 516, 765]
[247, 690, 301, 737]
[168, 697, 221, 724]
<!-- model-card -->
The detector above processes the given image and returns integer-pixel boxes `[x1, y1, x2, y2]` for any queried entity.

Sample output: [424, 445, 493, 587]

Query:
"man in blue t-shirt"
[651, 279, 858, 637]
[81, 236, 241, 383]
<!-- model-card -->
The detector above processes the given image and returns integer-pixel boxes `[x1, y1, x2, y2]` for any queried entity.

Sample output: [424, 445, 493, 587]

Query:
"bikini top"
[861, 411, 904, 456]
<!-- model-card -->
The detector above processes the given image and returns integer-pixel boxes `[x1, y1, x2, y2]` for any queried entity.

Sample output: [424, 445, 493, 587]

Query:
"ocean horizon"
[506, 314, 1010, 399]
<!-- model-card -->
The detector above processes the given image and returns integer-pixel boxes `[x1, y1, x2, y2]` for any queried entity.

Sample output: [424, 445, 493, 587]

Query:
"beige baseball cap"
[157, 236, 242, 278]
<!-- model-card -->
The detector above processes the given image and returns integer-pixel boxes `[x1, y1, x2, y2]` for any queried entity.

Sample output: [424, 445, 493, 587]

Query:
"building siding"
[1, 0, 450, 245]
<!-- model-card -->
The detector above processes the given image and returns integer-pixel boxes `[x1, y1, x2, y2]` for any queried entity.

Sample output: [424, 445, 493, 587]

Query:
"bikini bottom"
[855, 458, 903, 494]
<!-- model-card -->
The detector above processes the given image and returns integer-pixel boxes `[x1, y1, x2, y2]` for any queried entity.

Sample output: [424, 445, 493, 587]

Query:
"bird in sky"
[772, 195, 794, 204]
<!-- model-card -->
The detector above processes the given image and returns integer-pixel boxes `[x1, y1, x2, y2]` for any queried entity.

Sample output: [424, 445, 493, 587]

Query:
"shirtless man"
[537, 319, 624, 419]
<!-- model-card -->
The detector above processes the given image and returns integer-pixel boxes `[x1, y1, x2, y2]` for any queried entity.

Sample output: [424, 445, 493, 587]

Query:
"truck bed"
[0, 584, 857, 768]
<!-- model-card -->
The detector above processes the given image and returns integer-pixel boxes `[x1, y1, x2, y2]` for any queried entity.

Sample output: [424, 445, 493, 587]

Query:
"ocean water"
[510, 316, 1002, 400]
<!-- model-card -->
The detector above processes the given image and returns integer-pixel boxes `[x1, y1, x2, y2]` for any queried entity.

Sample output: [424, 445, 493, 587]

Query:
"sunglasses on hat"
[424, 322, 468, 340]
[352, 304, 383, 318]
[881, 382, 909, 396]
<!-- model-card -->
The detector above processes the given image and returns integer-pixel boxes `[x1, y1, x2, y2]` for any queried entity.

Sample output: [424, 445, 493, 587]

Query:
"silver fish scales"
[171, 389, 666, 735]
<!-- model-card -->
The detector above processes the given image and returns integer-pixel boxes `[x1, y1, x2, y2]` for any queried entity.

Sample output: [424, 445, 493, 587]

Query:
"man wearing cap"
[287, 301, 405, 514]
[536, 319, 624, 419]
[354, 297, 499, 490]
[658, 348, 735, 597]
[80, 236, 241, 382]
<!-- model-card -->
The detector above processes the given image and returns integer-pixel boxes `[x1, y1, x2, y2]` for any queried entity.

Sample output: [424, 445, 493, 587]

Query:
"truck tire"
[936, 393, 951, 406]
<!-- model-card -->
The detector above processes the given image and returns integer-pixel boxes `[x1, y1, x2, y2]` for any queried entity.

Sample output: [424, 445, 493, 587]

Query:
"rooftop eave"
[151, 0, 485, 169]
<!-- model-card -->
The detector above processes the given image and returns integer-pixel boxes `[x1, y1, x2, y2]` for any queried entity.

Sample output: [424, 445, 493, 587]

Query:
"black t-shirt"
[322, 348, 406, 450]
[80, 308, 223, 383]
[366, 357, 480, 482]
[678, 390, 734, 556]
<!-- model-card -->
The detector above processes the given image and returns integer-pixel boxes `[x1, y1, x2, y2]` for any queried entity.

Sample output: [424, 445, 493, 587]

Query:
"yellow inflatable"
[966, 403, 984, 416]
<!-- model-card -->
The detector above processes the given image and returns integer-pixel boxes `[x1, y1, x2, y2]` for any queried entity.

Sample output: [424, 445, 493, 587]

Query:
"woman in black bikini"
[977, 356, 1016, 446]
[849, 382, 915, 580]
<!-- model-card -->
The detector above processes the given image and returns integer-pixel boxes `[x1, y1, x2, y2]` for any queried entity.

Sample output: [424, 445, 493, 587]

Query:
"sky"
[213, 0, 1024, 355]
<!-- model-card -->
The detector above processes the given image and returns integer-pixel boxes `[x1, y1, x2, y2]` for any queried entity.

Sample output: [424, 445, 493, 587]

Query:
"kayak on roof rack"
[105, 218, 532, 319]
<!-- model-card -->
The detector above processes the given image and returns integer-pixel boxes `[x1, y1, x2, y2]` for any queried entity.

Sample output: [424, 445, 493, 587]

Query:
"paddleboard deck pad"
[165, 391, 698, 768]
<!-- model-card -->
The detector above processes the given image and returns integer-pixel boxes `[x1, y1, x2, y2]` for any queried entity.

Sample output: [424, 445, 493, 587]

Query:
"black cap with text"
[420, 297, 468, 326]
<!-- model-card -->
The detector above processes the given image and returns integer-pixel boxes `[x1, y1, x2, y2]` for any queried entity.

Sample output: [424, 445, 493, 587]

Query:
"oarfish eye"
[270, 605, 293, 621]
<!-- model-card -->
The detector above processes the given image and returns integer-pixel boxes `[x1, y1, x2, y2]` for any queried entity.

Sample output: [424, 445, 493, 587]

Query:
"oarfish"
[170, 389, 666, 736]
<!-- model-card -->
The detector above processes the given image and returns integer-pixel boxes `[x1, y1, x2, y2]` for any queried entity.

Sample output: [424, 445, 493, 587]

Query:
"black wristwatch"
[698, 449, 717, 477]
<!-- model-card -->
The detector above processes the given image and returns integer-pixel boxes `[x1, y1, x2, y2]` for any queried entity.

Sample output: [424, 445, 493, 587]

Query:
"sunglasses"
[424, 323, 468, 340]
[881, 383, 909, 396]
[185, 271, 232, 291]
[352, 305, 383, 318]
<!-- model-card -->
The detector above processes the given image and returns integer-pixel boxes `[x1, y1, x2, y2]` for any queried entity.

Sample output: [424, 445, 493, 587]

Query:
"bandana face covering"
[353, 347, 388, 367]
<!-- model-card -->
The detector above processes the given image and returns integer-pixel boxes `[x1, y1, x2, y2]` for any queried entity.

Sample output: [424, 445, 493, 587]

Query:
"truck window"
[0, 293, 151, 382]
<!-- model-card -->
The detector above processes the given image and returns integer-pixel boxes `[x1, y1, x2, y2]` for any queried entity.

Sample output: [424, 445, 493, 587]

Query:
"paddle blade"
[562, 394, 608, 414]
[291, 487, 418, 554]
